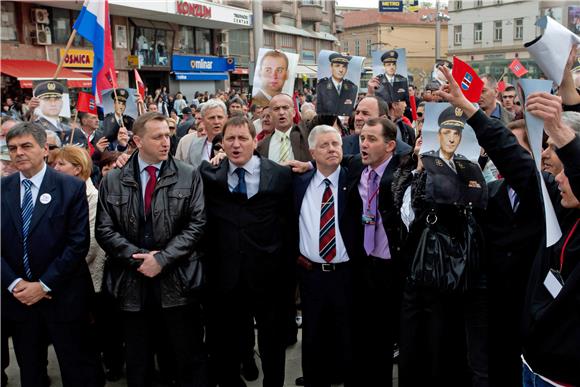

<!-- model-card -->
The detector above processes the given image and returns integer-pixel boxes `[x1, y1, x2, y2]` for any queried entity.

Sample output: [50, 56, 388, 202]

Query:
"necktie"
[336, 83, 342, 94]
[279, 133, 290, 163]
[319, 179, 336, 263]
[21, 179, 34, 279]
[509, 188, 520, 212]
[364, 170, 378, 256]
[233, 168, 247, 198]
[144, 165, 157, 215]
[448, 159, 457, 173]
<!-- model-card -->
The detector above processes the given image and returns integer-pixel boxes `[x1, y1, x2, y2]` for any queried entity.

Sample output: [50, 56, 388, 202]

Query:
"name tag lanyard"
[362, 178, 380, 225]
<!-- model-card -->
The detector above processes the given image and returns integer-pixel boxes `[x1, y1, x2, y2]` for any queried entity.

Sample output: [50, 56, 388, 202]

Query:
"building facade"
[1, 0, 252, 98]
[447, 0, 578, 84]
[338, 8, 449, 91]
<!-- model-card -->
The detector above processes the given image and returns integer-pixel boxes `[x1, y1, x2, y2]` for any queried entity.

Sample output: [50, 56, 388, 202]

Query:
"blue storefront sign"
[378, 0, 403, 12]
[172, 55, 236, 81]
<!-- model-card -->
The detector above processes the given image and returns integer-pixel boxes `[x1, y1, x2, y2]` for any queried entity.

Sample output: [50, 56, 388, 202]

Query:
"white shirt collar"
[274, 128, 291, 139]
[313, 166, 341, 189]
[332, 78, 342, 89]
[228, 155, 259, 176]
[20, 162, 47, 188]
[137, 155, 163, 173]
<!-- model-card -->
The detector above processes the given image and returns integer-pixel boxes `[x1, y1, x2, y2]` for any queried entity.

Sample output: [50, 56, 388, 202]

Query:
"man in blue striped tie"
[1, 122, 100, 387]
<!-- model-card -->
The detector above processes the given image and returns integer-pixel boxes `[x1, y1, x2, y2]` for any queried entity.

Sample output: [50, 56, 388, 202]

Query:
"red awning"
[1, 59, 92, 88]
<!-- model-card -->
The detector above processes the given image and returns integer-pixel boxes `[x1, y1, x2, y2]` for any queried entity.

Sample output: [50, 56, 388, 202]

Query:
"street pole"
[253, 0, 263, 63]
[435, 0, 440, 61]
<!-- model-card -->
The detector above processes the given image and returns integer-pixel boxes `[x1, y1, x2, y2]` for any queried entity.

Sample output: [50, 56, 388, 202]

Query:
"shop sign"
[379, 1, 403, 12]
[172, 0, 252, 27]
[59, 49, 94, 68]
[172, 55, 236, 72]
[127, 55, 139, 68]
[176, 0, 211, 19]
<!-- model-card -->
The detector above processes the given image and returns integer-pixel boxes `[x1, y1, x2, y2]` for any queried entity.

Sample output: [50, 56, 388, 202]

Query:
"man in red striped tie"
[293, 125, 358, 387]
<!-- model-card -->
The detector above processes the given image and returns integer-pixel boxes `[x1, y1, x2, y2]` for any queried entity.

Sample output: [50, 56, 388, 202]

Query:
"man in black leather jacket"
[96, 112, 208, 387]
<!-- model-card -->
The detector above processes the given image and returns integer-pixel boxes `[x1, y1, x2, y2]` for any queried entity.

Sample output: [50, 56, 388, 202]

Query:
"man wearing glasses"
[252, 50, 289, 108]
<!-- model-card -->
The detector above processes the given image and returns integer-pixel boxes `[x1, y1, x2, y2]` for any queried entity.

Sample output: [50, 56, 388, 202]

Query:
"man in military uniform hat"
[316, 53, 358, 116]
[102, 88, 135, 142]
[368, 50, 409, 105]
[33, 80, 75, 141]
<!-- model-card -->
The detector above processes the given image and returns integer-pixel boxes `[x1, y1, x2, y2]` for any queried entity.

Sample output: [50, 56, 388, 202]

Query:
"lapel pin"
[39, 193, 52, 205]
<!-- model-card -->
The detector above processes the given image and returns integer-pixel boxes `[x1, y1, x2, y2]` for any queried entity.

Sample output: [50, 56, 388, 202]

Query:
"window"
[177, 26, 212, 55]
[263, 12, 274, 24]
[366, 39, 372, 57]
[132, 22, 174, 67]
[514, 18, 524, 40]
[455, 1, 462, 10]
[279, 33, 296, 52]
[264, 31, 275, 48]
[302, 38, 316, 63]
[228, 29, 250, 67]
[475, 0, 483, 6]
[52, 8, 71, 44]
[195, 28, 212, 55]
[319, 24, 331, 33]
[302, 21, 315, 31]
[1, 2, 17, 41]
[454, 25, 462, 46]
[354, 40, 360, 56]
[302, 0, 321, 5]
[279, 16, 296, 27]
[494, 20, 502, 41]
[343, 40, 349, 54]
[178, 26, 195, 53]
[474, 23, 482, 43]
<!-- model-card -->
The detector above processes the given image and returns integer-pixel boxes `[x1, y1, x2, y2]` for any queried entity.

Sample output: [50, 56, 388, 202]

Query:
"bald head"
[270, 93, 295, 132]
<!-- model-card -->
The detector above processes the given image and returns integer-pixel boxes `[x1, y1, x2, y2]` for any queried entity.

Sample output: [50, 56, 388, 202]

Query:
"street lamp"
[420, 0, 450, 61]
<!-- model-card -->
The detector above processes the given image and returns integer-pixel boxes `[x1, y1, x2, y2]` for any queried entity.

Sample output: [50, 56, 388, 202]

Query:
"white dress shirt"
[268, 129, 294, 164]
[137, 156, 163, 201]
[227, 155, 261, 199]
[299, 167, 349, 264]
[332, 78, 342, 93]
[439, 150, 457, 173]
[202, 139, 213, 162]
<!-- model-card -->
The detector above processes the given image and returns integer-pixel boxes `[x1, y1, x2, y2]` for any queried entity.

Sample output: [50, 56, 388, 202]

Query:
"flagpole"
[53, 29, 77, 79]
[69, 110, 79, 145]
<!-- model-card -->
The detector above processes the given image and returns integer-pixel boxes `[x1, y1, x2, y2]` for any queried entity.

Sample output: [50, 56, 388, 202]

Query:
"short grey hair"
[561, 111, 580, 136]
[308, 125, 342, 149]
[6, 122, 47, 147]
[200, 99, 227, 118]
[45, 129, 62, 147]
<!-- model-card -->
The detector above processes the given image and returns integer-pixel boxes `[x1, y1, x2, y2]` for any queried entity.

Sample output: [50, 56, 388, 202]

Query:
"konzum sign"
[176, 0, 212, 18]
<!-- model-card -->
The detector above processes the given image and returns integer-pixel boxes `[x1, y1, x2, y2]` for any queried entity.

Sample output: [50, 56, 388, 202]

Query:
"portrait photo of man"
[252, 49, 298, 108]
[102, 88, 136, 141]
[32, 80, 71, 134]
[316, 52, 361, 116]
[369, 49, 409, 105]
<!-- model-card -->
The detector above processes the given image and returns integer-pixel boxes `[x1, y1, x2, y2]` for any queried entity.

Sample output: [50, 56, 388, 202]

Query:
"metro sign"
[176, 0, 212, 19]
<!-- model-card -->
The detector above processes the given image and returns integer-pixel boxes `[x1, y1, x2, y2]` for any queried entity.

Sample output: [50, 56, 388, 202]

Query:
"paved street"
[5, 330, 399, 386]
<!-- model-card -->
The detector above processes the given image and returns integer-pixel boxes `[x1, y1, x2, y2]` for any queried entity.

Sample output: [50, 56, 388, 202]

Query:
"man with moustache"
[95, 112, 208, 387]
[175, 99, 227, 167]
[257, 93, 311, 163]
[200, 116, 294, 387]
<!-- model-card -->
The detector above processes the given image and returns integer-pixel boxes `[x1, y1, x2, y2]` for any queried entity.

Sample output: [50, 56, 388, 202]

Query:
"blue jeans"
[522, 361, 557, 387]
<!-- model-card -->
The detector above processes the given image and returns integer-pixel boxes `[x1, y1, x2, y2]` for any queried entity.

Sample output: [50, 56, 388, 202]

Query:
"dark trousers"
[10, 309, 101, 387]
[207, 285, 288, 387]
[93, 292, 124, 373]
[299, 263, 354, 387]
[398, 284, 489, 387]
[122, 304, 208, 387]
[352, 257, 400, 387]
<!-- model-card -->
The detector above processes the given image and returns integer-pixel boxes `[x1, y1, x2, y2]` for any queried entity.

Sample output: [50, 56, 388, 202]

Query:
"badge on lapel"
[39, 193, 52, 205]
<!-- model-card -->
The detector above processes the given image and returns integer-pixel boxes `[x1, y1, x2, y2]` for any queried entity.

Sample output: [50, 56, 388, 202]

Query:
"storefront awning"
[296, 64, 318, 78]
[1, 60, 92, 88]
[173, 71, 229, 81]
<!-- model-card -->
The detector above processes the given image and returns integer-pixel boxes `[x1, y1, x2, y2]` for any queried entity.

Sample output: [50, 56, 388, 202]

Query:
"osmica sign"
[176, 0, 212, 18]
[65, 53, 92, 65]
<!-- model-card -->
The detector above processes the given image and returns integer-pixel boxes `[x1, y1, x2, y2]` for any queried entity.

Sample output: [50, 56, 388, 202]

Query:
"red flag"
[108, 68, 118, 89]
[508, 59, 528, 78]
[452, 57, 484, 103]
[134, 69, 145, 100]
[497, 81, 506, 93]
[76, 91, 97, 115]
[409, 94, 418, 121]
[292, 91, 300, 125]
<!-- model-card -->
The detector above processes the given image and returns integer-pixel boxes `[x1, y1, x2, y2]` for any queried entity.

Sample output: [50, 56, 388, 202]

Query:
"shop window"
[1, 2, 18, 41]
[132, 21, 174, 67]
[195, 28, 212, 55]
[178, 26, 195, 53]
[52, 8, 71, 44]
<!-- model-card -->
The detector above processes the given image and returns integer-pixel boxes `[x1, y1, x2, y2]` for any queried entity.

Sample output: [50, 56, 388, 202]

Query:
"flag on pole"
[134, 69, 145, 101]
[292, 90, 300, 125]
[497, 80, 507, 93]
[509, 59, 528, 77]
[76, 91, 97, 115]
[73, 0, 116, 105]
[452, 57, 484, 103]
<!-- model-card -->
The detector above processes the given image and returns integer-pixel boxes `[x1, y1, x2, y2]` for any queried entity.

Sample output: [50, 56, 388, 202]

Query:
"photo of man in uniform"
[252, 50, 289, 108]
[316, 53, 359, 116]
[102, 88, 135, 142]
[33, 80, 71, 135]
[368, 50, 409, 105]
[423, 105, 467, 165]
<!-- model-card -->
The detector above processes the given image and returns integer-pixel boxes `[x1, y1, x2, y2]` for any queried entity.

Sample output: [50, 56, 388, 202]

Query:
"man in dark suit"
[293, 125, 358, 387]
[200, 115, 294, 387]
[257, 93, 311, 163]
[102, 88, 135, 142]
[1, 122, 100, 387]
[368, 50, 408, 105]
[316, 53, 358, 116]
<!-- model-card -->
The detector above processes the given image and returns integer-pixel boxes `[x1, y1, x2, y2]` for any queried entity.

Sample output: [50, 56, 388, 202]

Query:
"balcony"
[335, 14, 344, 33]
[227, 0, 251, 10]
[301, 3, 323, 22]
[262, 0, 283, 13]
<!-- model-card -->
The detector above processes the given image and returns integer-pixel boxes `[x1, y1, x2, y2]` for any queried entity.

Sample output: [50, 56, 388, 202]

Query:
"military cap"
[381, 50, 399, 63]
[329, 53, 351, 65]
[34, 80, 65, 99]
[111, 88, 129, 102]
[438, 106, 467, 133]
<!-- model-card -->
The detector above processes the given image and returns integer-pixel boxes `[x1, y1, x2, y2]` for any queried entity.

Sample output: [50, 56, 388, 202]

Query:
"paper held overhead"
[525, 16, 580, 86]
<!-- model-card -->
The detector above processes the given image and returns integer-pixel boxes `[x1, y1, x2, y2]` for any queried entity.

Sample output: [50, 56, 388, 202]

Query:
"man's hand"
[366, 77, 381, 96]
[95, 137, 110, 153]
[210, 150, 226, 166]
[133, 251, 162, 278]
[117, 127, 129, 147]
[28, 96, 40, 110]
[434, 65, 478, 118]
[12, 281, 52, 306]
[526, 92, 576, 148]
[284, 160, 312, 173]
[115, 152, 130, 169]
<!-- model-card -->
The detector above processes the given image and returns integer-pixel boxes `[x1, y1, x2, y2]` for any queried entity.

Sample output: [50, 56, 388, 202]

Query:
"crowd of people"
[1, 48, 580, 387]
